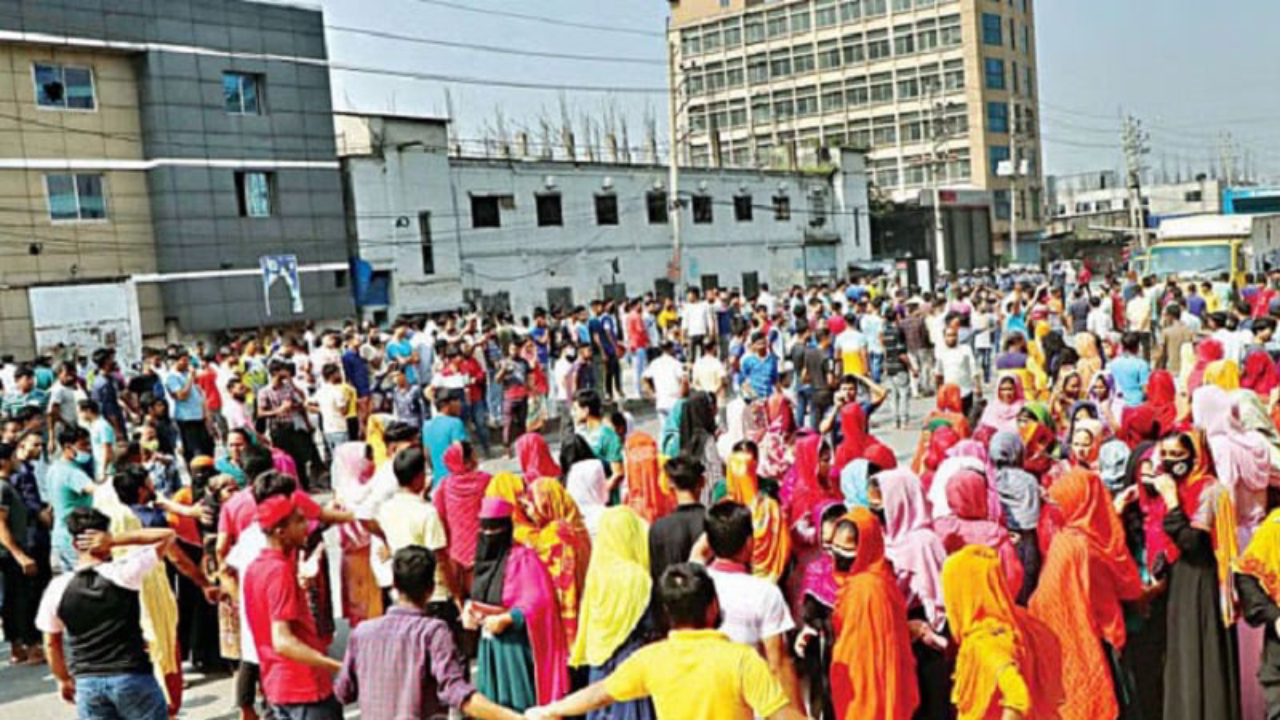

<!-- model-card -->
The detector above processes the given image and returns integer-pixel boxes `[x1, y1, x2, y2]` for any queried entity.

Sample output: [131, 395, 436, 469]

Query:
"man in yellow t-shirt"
[525, 564, 803, 720]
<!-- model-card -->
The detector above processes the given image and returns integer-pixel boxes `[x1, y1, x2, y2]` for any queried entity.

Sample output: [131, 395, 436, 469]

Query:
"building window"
[235, 171, 274, 218]
[595, 194, 619, 226]
[45, 173, 105, 221]
[984, 58, 1006, 90]
[223, 72, 263, 115]
[418, 211, 434, 275]
[536, 193, 563, 227]
[1185, 190, 1203, 202]
[647, 191, 669, 224]
[989, 145, 1010, 176]
[982, 13, 1003, 45]
[773, 195, 791, 221]
[33, 63, 96, 110]
[987, 102, 1009, 133]
[867, 30, 890, 60]
[471, 196, 501, 228]
[994, 189, 1011, 220]
[734, 195, 754, 222]
[692, 195, 713, 224]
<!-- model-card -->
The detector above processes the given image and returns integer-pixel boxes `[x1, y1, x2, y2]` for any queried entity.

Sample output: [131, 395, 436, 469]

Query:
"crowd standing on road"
[10, 266, 1280, 719]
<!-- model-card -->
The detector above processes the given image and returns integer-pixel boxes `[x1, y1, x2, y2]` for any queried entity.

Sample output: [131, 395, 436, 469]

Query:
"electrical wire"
[404, 0, 665, 39]
[324, 25, 665, 66]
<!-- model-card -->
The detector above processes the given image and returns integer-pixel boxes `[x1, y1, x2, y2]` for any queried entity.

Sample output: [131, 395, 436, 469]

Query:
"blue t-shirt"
[164, 371, 205, 421]
[49, 460, 93, 556]
[1110, 355, 1151, 407]
[386, 339, 417, 385]
[530, 327, 551, 365]
[1187, 294, 1206, 318]
[342, 349, 371, 397]
[740, 354, 780, 399]
[421, 415, 467, 488]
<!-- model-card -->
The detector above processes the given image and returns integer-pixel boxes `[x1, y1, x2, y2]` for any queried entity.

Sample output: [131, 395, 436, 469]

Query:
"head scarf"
[524, 477, 593, 648]
[1143, 369, 1178, 430]
[1241, 351, 1280, 398]
[944, 546, 1063, 720]
[726, 450, 760, 507]
[990, 431, 1041, 531]
[1193, 386, 1271, 498]
[1098, 440, 1132, 495]
[841, 459, 873, 510]
[1237, 509, 1280, 604]
[786, 433, 839, 522]
[830, 509, 921, 720]
[937, 384, 967, 417]
[1019, 404, 1058, 476]
[936, 470, 1024, 592]
[623, 432, 674, 525]
[930, 440, 998, 520]
[516, 433, 561, 483]
[979, 374, 1026, 435]
[863, 442, 899, 472]
[1029, 469, 1142, 720]
[1188, 339, 1225, 392]
[727, 450, 791, 582]
[1204, 359, 1240, 391]
[485, 472, 534, 533]
[1117, 404, 1165, 450]
[718, 397, 749, 462]
[660, 397, 685, 457]
[365, 413, 390, 467]
[801, 501, 846, 608]
[835, 402, 872, 470]
[919, 424, 961, 487]
[570, 507, 651, 668]
[744, 398, 769, 444]
[878, 468, 947, 629]
[1069, 418, 1105, 469]
[1232, 389, 1280, 475]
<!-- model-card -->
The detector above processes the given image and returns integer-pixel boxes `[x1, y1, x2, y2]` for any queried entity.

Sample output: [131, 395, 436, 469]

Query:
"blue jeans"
[463, 399, 491, 454]
[76, 672, 168, 720]
[272, 695, 344, 720]
[975, 348, 993, 384]
[794, 386, 813, 429]
[631, 350, 648, 398]
[869, 352, 884, 383]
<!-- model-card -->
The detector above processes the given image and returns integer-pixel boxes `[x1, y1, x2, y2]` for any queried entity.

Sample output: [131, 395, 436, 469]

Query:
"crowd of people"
[8, 265, 1280, 719]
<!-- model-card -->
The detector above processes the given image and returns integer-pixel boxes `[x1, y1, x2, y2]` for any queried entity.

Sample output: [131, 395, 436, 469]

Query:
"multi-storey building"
[668, 0, 1044, 258]
[0, 0, 351, 359]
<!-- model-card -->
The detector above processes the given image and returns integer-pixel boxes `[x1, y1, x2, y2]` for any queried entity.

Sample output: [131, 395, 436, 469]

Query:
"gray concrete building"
[0, 0, 350, 354]
[336, 113, 872, 321]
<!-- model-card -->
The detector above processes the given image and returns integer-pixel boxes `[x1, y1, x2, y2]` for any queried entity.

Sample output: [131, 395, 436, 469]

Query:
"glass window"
[840, 1, 862, 22]
[773, 90, 795, 119]
[793, 47, 816, 75]
[536, 193, 563, 227]
[745, 14, 766, 43]
[900, 113, 924, 142]
[748, 55, 770, 84]
[994, 189, 1011, 220]
[1023, 24, 1031, 53]
[647, 191, 669, 224]
[944, 59, 965, 90]
[894, 25, 915, 55]
[595, 194, 619, 226]
[872, 117, 897, 146]
[796, 89, 819, 116]
[236, 171, 274, 218]
[939, 15, 963, 46]
[471, 196, 501, 228]
[734, 195, 754, 222]
[987, 101, 1009, 132]
[774, 195, 792, 221]
[723, 21, 742, 47]
[897, 74, 920, 100]
[816, 0, 839, 27]
[846, 79, 869, 107]
[865, 0, 887, 17]
[893, 0, 913, 10]
[767, 9, 788, 38]
[703, 28, 722, 52]
[869, 73, 893, 103]
[692, 195, 714, 224]
[948, 149, 971, 181]
[984, 58, 1006, 89]
[822, 85, 845, 111]
[1008, 17, 1016, 49]
[982, 13, 1003, 45]
[45, 173, 106, 221]
[726, 60, 745, 88]
[917, 20, 939, 51]
[849, 121, 871, 148]
[224, 72, 262, 115]
[842, 34, 865, 64]
[682, 33, 702, 56]
[33, 63, 96, 110]
[819, 41, 842, 70]
[791, 6, 811, 33]
[867, 30, 890, 60]
[752, 94, 772, 122]
[418, 211, 435, 274]
[989, 145, 1010, 176]
[769, 52, 792, 79]
[729, 101, 748, 128]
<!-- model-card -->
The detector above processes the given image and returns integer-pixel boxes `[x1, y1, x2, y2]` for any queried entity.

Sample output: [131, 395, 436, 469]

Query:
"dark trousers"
[176, 420, 213, 464]
[270, 427, 319, 490]
[503, 397, 528, 450]
[0, 554, 40, 646]
[604, 354, 623, 399]
[272, 696, 344, 720]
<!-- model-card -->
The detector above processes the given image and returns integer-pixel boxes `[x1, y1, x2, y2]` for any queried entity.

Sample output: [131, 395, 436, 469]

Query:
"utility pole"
[667, 34, 683, 289]
[928, 91, 952, 277]
[1009, 110, 1020, 264]
[1122, 115, 1151, 250]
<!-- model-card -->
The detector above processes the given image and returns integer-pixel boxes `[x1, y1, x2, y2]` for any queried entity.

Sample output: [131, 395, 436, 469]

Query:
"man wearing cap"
[242, 472, 343, 720]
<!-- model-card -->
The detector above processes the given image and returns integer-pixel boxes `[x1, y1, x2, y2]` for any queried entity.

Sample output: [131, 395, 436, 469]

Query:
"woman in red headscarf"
[1241, 350, 1280, 401]
[516, 433, 561, 483]
[785, 433, 841, 528]
[920, 425, 961, 492]
[834, 402, 872, 470]
[934, 469, 1024, 593]
[829, 509, 920, 720]
[1029, 469, 1143, 720]
[910, 384, 971, 474]
[1141, 369, 1180, 431]
[1188, 339, 1225, 393]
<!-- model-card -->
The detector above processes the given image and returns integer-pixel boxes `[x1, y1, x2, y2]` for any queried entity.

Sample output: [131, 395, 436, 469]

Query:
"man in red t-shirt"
[625, 300, 650, 399]
[243, 472, 343, 719]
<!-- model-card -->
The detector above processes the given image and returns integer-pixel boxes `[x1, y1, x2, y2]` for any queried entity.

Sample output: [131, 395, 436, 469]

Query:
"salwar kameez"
[476, 609, 539, 712]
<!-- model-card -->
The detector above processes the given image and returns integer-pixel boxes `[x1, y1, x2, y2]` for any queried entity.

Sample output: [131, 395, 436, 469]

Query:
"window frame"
[982, 13, 1003, 46]
[418, 211, 435, 275]
[646, 190, 670, 225]
[987, 101, 1009, 133]
[773, 195, 792, 221]
[470, 195, 502, 228]
[223, 72, 264, 115]
[535, 192, 564, 227]
[594, 193, 620, 226]
[44, 173, 108, 223]
[734, 194, 754, 222]
[33, 62, 97, 112]
[984, 58, 1006, 90]
[235, 170, 275, 218]
[692, 194, 714, 225]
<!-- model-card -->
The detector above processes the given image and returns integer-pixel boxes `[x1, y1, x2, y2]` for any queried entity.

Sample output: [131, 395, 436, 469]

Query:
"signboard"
[260, 255, 303, 316]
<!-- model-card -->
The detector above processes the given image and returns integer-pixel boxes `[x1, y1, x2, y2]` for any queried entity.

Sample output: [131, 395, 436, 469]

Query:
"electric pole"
[1009, 107, 1020, 264]
[667, 34, 683, 290]
[1122, 115, 1151, 250]
[928, 91, 953, 278]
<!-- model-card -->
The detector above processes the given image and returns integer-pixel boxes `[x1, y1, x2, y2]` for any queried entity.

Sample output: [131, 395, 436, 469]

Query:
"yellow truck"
[1141, 214, 1280, 286]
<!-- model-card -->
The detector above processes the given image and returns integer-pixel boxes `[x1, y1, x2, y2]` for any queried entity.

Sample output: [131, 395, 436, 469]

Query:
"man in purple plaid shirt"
[334, 546, 519, 720]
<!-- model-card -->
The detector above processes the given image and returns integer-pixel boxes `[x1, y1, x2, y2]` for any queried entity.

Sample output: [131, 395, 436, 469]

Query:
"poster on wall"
[260, 254, 304, 315]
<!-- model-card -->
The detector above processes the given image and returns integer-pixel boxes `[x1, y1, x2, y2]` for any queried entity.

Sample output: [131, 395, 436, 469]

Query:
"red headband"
[257, 495, 295, 530]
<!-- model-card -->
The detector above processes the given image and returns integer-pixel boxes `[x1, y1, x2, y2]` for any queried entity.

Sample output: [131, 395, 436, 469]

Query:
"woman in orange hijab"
[1029, 469, 1143, 720]
[830, 509, 919, 720]
[521, 477, 593, 648]
[911, 384, 972, 473]
[726, 449, 791, 583]
[944, 545, 1064, 720]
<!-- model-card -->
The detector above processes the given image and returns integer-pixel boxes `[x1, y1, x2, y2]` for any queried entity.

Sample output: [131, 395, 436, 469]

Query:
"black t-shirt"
[1069, 298, 1090, 329]
[883, 321, 909, 375]
[803, 347, 834, 401]
[648, 503, 705, 584]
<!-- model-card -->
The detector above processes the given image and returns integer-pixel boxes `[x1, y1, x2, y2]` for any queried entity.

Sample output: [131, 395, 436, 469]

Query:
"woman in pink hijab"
[515, 433, 561, 482]
[934, 469, 1024, 593]
[978, 374, 1027, 435]
[877, 468, 947, 631]
[928, 440, 1001, 522]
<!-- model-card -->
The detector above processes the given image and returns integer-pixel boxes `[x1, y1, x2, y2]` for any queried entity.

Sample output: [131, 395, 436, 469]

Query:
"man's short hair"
[658, 563, 718, 628]
[112, 466, 149, 506]
[1121, 331, 1142, 353]
[574, 389, 603, 418]
[664, 455, 705, 492]
[705, 501, 754, 559]
[66, 507, 110, 538]
[384, 421, 420, 444]
[393, 447, 428, 488]
[58, 425, 88, 448]
[240, 444, 276, 482]
[252, 470, 297, 504]
[392, 545, 437, 605]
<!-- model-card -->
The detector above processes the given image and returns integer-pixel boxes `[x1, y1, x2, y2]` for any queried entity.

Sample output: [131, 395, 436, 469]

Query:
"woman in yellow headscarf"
[485, 471, 533, 534]
[726, 449, 791, 583]
[1203, 359, 1241, 391]
[570, 506, 657, 719]
[522, 477, 593, 648]
[943, 545, 1064, 720]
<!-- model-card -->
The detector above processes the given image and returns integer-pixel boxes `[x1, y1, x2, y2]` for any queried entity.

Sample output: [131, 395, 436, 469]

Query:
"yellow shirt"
[375, 492, 449, 601]
[604, 629, 790, 720]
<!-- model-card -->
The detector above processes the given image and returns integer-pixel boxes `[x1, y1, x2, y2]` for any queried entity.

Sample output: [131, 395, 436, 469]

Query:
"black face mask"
[832, 548, 857, 573]
[870, 507, 887, 526]
[1163, 457, 1192, 480]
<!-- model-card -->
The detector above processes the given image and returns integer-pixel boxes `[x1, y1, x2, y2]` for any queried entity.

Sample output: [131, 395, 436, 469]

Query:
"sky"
[304, 0, 1280, 181]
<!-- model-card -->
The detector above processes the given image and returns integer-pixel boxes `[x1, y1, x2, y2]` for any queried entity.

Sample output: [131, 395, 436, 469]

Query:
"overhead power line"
[324, 25, 666, 66]
[407, 0, 666, 39]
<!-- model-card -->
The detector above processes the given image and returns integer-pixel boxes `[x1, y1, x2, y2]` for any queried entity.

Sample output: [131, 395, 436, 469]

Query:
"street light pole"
[667, 34, 683, 290]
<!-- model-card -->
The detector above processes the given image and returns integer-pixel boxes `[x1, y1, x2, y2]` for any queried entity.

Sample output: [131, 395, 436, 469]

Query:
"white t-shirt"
[936, 343, 979, 395]
[313, 382, 348, 435]
[224, 525, 267, 663]
[681, 301, 713, 337]
[706, 566, 795, 651]
[692, 355, 727, 396]
[644, 355, 686, 412]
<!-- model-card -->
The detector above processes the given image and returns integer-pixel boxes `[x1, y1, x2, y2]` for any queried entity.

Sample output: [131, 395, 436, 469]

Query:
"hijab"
[524, 477, 593, 647]
[936, 470, 1024, 592]
[1233, 389, 1280, 479]
[1098, 440, 1132, 495]
[1117, 404, 1165, 450]
[1193, 385, 1271, 502]
[990, 431, 1041, 531]
[1204, 359, 1241, 391]
[728, 451, 791, 583]
[570, 506, 651, 668]
[1143, 369, 1178, 430]
[1237, 509, 1280, 604]
[787, 433, 840, 522]
[801, 500, 847, 608]
[979, 374, 1027, 435]
[623, 431, 675, 525]
[841, 459, 873, 509]
[517, 433, 562, 483]
[1241, 350, 1280, 398]
[835, 402, 873, 470]
[1188, 339, 1225, 392]
[878, 468, 948, 629]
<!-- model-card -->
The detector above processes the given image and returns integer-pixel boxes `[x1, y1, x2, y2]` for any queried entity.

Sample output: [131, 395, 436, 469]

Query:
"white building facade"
[337, 113, 872, 320]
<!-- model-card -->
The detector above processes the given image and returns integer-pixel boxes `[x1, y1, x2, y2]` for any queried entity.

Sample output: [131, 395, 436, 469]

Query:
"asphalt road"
[0, 391, 940, 718]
